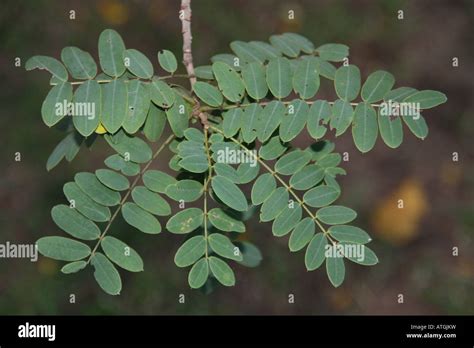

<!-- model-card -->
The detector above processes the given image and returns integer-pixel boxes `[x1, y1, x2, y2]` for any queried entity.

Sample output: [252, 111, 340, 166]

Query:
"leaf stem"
[86, 133, 175, 264]
[202, 127, 214, 259]
[200, 100, 383, 112]
[50, 74, 191, 86]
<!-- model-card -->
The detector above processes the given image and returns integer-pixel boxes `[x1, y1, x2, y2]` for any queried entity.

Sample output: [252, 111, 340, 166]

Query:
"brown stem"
[180, 0, 208, 128]
[180, 0, 197, 86]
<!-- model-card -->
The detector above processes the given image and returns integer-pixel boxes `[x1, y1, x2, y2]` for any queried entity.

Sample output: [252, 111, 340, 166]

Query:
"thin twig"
[200, 100, 383, 112]
[180, 0, 197, 87]
[50, 74, 190, 86]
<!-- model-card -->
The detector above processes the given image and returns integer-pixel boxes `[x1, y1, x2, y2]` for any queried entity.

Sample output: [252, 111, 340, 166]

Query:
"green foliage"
[28, 27, 446, 295]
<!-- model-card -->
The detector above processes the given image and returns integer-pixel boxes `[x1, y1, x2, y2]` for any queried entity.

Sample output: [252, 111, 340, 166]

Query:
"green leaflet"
[241, 103, 261, 143]
[309, 140, 335, 161]
[61, 47, 97, 80]
[334, 65, 361, 102]
[209, 256, 235, 287]
[361, 70, 395, 103]
[175, 236, 207, 268]
[283, 33, 314, 54]
[257, 100, 285, 142]
[317, 153, 341, 168]
[272, 204, 302, 237]
[143, 103, 166, 141]
[260, 187, 289, 222]
[316, 43, 349, 62]
[266, 57, 292, 99]
[105, 154, 140, 176]
[307, 100, 331, 140]
[101, 79, 128, 133]
[95, 169, 129, 191]
[158, 50, 178, 74]
[330, 99, 353, 136]
[25, 55, 68, 81]
[241, 62, 268, 100]
[403, 113, 428, 139]
[166, 93, 189, 137]
[289, 164, 325, 191]
[188, 258, 209, 288]
[293, 58, 320, 99]
[328, 225, 372, 244]
[212, 62, 245, 102]
[41, 82, 73, 127]
[166, 179, 203, 202]
[211, 53, 240, 70]
[289, 218, 315, 252]
[101, 236, 144, 272]
[105, 130, 152, 163]
[208, 233, 243, 261]
[72, 80, 101, 136]
[313, 57, 337, 80]
[223, 108, 243, 137]
[63, 182, 111, 222]
[316, 205, 357, 225]
[51, 204, 100, 240]
[179, 154, 208, 174]
[211, 176, 248, 212]
[75, 172, 121, 206]
[46, 133, 81, 171]
[166, 208, 204, 234]
[131, 186, 171, 216]
[195, 65, 214, 80]
[378, 110, 403, 148]
[339, 242, 379, 265]
[303, 185, 340, 208]
[61, 260, 87, 274]
[236, 162, 259, 184]
[269, 35, 299, 57]
[326, 253, 345, 287]
[259, 136, 287, 160]
[123, 49, 154, 79]
[305, 233, 327, 270]
[184, 128, 205, 142]
[91, 252, 122, 295]
[275, 149, 312, 175]
[208, 208, 245, 233]
[352, 102, 378, 153]
[236, 241, 263, 268]
[98, 29, 126, 77]
[403, 90, 447, 109]
[150, 78, 175, 108]
[280, 99, 309, 142]
[251, 173, 277, 205]
[121, 202, 162, 234]
[248, 41, 281, 60]
[384, 87, 417, 102]
[193, 81, 223, 107]
[37, 236, 91, 261]
[122, 80, 150, 134]
[214, 163, 239, 183]
[230, 40, 266, 64]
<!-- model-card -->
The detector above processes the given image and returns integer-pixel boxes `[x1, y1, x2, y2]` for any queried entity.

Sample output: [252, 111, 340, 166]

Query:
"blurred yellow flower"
[95, 122, 108, 134]
[97, 0, 129, 26]
[371, 178, 428, 246]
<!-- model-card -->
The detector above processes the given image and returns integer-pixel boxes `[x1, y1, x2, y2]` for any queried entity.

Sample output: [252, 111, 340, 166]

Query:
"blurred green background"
[0, 0, 473, 314]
